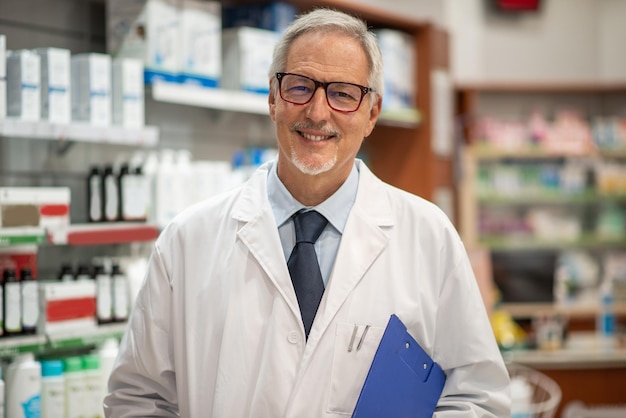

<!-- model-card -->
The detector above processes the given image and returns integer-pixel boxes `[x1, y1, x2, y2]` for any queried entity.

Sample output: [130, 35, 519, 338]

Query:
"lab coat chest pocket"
[327, 322, 385, 415]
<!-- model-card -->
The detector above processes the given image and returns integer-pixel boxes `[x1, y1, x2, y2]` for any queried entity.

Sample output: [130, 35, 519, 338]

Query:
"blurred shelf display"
[0, 323, 126, 358]
[150, 81, 422, 127]
[0, 227, 47, 247]
[501, 302, 626, 319]
[47, 222, 160, 246]
[0, 118, 159, 146]
[1, 223, 159, 247]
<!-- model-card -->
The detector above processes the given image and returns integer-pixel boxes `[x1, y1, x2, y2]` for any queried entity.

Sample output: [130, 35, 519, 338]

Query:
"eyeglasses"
[276, 72, 373, 113]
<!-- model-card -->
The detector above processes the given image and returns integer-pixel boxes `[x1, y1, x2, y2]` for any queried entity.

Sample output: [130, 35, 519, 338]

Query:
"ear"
[268, 89, 277, 122]
[364, 95, 382, 137]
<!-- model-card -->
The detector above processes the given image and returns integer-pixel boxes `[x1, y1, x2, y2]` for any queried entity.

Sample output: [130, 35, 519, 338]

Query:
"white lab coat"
[105, 160, 510, 418]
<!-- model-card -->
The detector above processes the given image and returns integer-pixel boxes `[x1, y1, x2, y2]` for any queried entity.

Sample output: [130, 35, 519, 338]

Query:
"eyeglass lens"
[280, 74, 364, 112]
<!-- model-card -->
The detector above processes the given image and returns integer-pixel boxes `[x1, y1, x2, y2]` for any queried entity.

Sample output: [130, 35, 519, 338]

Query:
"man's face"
[269, 31, 381, 184]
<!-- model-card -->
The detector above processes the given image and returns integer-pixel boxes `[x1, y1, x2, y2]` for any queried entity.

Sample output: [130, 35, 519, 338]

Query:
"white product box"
[221, 27, 279, 94]
[35, 48, 71, 124]
[0, 187, 71, 230]
[6, 49, 41, 120]
[112, 57, 145, 129]
[179, 0, 221, 87]
[71, 53, 112, 126]
[0, 34, 5, 119]
[38, 280, 97, 336]
[375, 29, 416, 111]
[107, 0, 180, 84]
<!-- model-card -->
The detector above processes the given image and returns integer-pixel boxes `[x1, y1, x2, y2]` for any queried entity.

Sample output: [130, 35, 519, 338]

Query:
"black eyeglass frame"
[275, 72, 374, 113]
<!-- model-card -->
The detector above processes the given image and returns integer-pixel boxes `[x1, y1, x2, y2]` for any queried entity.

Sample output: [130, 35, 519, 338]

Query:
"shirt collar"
[267, 159, 359, 234]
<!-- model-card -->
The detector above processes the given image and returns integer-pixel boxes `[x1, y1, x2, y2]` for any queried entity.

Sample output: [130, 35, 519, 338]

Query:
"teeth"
[302, 132, 329, 141]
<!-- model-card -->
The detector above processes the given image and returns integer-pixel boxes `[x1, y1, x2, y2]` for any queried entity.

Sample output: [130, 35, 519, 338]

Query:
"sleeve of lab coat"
[104, 243, 179, 417]
[433, 233, 511, 417]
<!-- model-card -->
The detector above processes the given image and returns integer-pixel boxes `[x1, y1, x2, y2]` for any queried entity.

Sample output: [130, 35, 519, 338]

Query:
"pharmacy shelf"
[150, 81, 422, 127]
[480, 234, 626, 251]
[0, 118, 159, 146]
[1, 223, 159, 247]
[0, 322, 126, 358]
[47, 222, 160, 246]
[151, 82, 270, 114]
[501, 302, 626, 319]
[0, 227, 47, 247]
[470, 144, 626, 161]
[478, 191, 626, 205]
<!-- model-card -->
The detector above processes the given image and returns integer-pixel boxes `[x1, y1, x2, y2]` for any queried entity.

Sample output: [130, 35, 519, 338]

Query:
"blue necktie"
[288, 210, 328, 340]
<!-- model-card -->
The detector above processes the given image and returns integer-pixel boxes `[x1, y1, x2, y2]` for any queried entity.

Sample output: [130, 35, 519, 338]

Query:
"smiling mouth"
[298, 131, 335, 141]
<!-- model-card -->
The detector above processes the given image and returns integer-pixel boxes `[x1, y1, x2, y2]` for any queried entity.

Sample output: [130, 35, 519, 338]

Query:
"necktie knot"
[293, 210, 328, 244]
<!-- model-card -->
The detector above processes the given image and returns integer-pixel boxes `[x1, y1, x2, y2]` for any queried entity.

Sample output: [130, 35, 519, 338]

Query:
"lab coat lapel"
[232, 164, 302, 326]
[309, 162, 394, 342]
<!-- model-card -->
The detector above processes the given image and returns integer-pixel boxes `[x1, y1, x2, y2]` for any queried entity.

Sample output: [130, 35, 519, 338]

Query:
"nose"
[305, 86, 332, 121]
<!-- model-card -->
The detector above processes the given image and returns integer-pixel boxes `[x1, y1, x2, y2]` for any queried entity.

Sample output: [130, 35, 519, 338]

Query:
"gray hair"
[268, 8, 384, 107]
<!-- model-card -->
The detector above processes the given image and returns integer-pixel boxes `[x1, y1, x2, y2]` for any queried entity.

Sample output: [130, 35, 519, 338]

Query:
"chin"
[291, 152, 337, 176]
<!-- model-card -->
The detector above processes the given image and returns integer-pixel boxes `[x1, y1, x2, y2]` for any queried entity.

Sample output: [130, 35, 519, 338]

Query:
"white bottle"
[41, 360, 65, 418]
[0, 367, 5, 418]
[63, 356, 85, 418]
[597, 280, 616, 351]
[82, 355, 103, 418]
[94, 264, 112, 324]
[96, 338, 119, 405]
[111, 263, 129, 322]
[6, 353, 42, 418]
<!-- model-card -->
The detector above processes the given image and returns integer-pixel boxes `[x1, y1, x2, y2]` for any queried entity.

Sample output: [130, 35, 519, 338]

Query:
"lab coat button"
[287, 331, 300, 344]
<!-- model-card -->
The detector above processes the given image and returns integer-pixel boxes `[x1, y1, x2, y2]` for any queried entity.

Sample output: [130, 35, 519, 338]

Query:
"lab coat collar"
[232, 159, 395, 355]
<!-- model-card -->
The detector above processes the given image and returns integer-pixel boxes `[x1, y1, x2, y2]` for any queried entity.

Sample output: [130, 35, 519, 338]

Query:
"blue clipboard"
[352, 314, 446, 418]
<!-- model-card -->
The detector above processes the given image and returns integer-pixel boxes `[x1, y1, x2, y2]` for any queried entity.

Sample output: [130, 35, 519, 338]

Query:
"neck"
[278, 164, 351, 207]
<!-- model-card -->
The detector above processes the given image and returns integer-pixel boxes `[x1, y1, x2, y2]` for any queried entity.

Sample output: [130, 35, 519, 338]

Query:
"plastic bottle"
[597, 280, 616, 351]
[96, 338, 119, 404]
[75, 264, 92, 282]
[6, 353, 42, 418]
[3, 268, 22, 336]
[82, 354, 103, 418]
[41, 359, 65, 418]
[102, 164, 119, 222]
[63, 356, 85, 418]
[94, 265, 112, 324]
[20, 267, 39, 335]
[87, 166, 103, 222]
[57, 264, 74, 282]
[111, 263, 129, 323]
[0, 270, 5, 337]
[0, 367, 5, 418]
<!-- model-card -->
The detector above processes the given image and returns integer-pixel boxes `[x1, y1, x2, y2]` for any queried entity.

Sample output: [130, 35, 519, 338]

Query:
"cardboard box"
[375, 29, 417, 111]
[0, 34, 6, 119]
[107, 0, 180, 84]
[221, 27, 278, 94]
[35, 47, 71, 124]
[0, 187, 70, 230]
[222, 2, 296, 33]
[71, 53, 112, 126]
[179, 0, 221, 87]
[112, 57, 145, 128]
[6, 49, 41, 120]
[38, 280, 97, 335]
